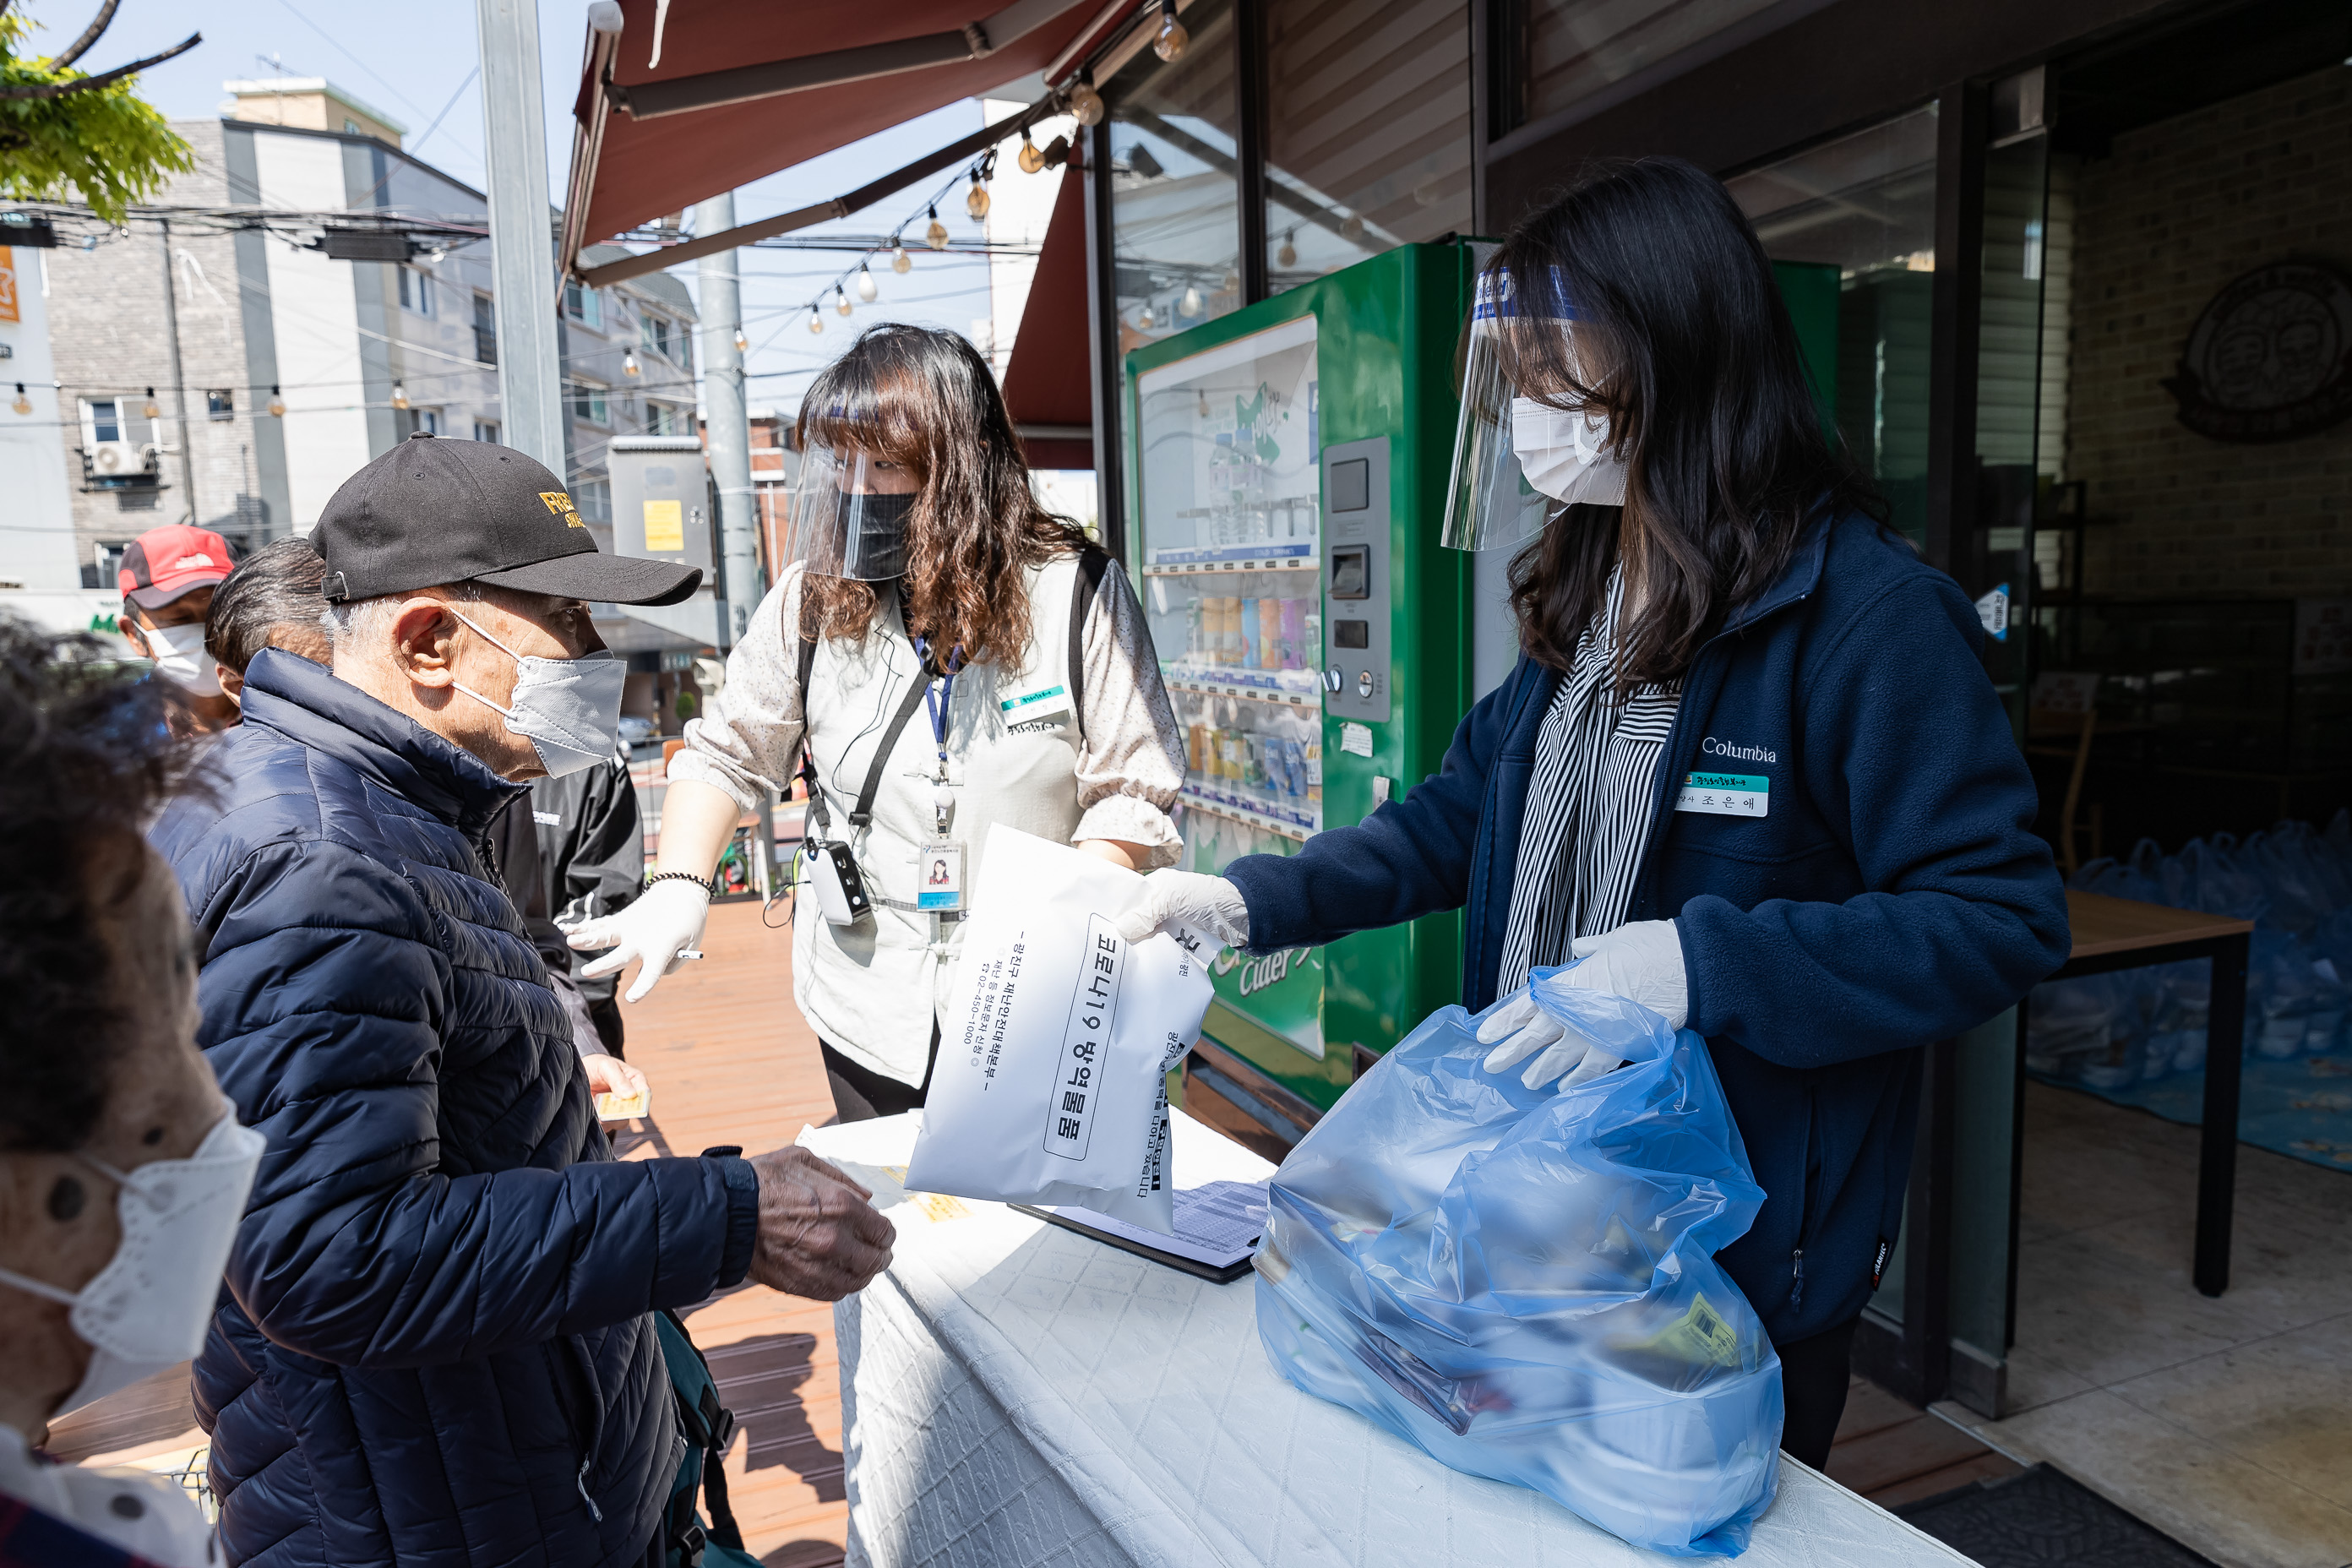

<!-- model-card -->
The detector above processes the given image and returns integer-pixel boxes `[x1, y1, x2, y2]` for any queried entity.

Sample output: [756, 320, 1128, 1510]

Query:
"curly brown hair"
[794, 324, 1088, 666]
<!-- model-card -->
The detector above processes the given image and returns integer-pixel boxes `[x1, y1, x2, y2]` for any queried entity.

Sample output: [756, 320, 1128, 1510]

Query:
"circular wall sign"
[2163, 260, 2352, 443]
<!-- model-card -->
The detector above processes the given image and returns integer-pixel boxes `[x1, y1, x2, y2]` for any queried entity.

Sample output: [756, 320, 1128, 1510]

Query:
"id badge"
[917, 841, 966, 912]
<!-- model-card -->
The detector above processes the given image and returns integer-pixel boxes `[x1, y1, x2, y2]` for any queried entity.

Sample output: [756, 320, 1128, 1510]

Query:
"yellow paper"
[595, 1086, 650, 1121]
[642, 498, 684, 553]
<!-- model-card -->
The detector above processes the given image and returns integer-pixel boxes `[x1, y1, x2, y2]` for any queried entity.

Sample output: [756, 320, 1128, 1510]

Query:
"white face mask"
[135, 620, 224, 699]
[447, 608, 628, 778]
[0, 1109, 264, 1415]
[1511, 395, 1629, 507]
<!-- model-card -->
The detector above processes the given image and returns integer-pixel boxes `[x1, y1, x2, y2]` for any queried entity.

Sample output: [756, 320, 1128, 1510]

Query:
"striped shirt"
[1496, 566, 1682, 994]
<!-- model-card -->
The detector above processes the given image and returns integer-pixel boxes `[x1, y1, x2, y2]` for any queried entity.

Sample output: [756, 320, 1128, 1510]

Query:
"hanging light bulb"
[1342, 212, 1364, 241]
[808, 308, 825, 335]
[836, 286, 853, 318]
[623, 351, 641, 378]
[267, 385, 286, 418]
[390, 382, 409, 411]
[732, 326, 749, 353]
[1180, 284, 1202, 318]
[1153, 0, 1189, 62]
[925, 205, 949, 250]
[891, 244, 912, 275]
[9, 384, 29, 417]
[142, 386, 160, 419]
[1277, 230, 1298, 268]
[1065, 72, 1104, 128]
[855, 264, 878, 302]
[1017, 129, 1044, 176]
[966, 172, 991, 220]
[1222, 268, 1239, 294]
[1138, 301, 1155, 328]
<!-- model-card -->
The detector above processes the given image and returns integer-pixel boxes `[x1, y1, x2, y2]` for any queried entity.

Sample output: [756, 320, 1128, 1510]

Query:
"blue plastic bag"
[1252, 972, 1782, 1557]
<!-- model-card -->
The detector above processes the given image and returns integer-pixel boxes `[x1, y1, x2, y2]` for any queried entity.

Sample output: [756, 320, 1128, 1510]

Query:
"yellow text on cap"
[539, 491, 587, 528]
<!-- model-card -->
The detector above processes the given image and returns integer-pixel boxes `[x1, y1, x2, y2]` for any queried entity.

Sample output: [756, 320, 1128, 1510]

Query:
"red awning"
[1002, 161, 1094, 471]
[565, 0, 1124, 255]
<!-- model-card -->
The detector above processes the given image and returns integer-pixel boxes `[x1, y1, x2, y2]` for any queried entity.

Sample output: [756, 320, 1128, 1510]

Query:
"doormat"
[1897, 1463, 2219, 1567]
[2034, 1048, 2352, 1173]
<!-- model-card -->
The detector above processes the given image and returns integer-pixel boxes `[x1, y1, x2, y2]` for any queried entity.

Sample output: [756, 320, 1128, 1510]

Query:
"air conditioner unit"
[89, 440, 145, 476]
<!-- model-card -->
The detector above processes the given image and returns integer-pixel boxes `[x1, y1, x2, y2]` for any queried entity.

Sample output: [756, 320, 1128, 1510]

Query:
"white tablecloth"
[803, 1113, 1975, 1568]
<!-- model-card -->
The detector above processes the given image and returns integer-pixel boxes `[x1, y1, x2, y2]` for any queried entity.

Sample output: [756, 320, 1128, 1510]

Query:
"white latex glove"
[568, 879, 710, 1002]
[1112, 869, 1252, 950]
[1478, 919, 1688, 1090]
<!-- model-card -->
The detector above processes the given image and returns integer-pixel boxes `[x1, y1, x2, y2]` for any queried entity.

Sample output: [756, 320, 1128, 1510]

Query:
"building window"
[84, 397, 122, 444]
[572, 380, 609, 425]
[345, 117, 364, 136]
[573, 478, 612, 524]
[640, 312, 673, 360]
[1262, 0, 1472, 294]
[473, 419, 500, 444]
[1514, 0, 1787, 131]
[472, 293, 497, 365]
[399, 266, 434, 317]
[647, 400, 685, 437]
[564, 280, 603, 330]
[407, 407, 442, 437]
[206, 388, 234, 421]
[1108, 0, 1240, 346]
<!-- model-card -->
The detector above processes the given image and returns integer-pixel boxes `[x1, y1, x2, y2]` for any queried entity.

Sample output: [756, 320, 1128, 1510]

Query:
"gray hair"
[321, 580, 482, 651]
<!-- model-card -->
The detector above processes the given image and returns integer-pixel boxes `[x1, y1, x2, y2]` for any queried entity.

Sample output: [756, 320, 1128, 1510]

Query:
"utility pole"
[475, 0, 565, 473]
[695, 192, 757, 649]
[157, 218, 199, 524]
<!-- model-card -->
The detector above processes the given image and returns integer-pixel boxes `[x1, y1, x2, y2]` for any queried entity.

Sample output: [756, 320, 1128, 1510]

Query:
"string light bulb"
[1066, 72, 1104, 128]
[925, 206, 948, 250]
[267, 385, 286, 418]
[807, 308, 824, 335]
[9, 384, 29, 417]
[1180, 284, 1202, 317]
[142, 387, 159, 419]
[1222, 268, 1239, 294]
[1138, 301, 1155, 328]
[1152, 0, 1189, 62]
[1342, 212, 1364, 241]
[966, 172, 991, 220]
[891, 244, 912, 275]
[1017, 129, 1044, 175]
[390, 382, 409, 411]
[855, 264, 878, 302]
[1277, 230, 1298, 267]
[836, 287, 853, 318]
[732, 326, 749, 353]
[623, 351, 640, 378]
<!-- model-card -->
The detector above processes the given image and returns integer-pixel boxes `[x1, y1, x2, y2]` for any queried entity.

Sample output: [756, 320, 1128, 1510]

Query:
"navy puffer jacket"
[150, 650, 758, 1568]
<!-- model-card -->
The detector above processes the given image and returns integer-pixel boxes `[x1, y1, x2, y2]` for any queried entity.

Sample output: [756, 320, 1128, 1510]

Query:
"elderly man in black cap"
[150, 434, 894, 1568]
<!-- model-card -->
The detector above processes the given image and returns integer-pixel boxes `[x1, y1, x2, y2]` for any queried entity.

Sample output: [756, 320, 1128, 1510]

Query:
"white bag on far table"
[906, 825, 1213, 1231]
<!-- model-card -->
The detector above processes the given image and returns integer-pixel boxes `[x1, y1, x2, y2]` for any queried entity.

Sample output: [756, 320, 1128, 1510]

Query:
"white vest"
[793, 556, 1088, 1082]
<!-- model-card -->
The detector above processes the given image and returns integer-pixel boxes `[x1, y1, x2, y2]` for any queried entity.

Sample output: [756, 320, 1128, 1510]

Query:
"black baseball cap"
[312, 433, 702, 606]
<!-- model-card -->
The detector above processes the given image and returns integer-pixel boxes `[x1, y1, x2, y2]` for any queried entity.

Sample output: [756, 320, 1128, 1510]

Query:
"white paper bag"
[906, 825, 1212, 1230]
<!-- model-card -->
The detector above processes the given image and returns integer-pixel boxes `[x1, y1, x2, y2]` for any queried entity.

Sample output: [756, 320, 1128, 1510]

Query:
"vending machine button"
[1357, 670, 1375, 698]
[1323, 666, 1343, 693]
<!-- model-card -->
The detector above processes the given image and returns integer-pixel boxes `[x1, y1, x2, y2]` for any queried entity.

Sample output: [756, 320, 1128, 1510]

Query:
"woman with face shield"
[568, 325, 1186, 1122]
[1118, 158, 2069, 1467]
[0, 623, 259, 1565]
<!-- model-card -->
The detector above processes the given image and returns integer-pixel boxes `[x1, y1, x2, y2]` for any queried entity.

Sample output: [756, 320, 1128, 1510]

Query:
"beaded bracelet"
[646, 871, 716, 899]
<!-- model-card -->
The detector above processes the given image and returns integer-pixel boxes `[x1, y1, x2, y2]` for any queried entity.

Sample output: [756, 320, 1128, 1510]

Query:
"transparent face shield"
[780, 446, 917, 582]
[1440, 268, 1624, 553]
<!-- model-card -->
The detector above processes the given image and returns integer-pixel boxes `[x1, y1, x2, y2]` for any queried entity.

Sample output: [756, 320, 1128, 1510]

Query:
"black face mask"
[836, 489, 914, 580]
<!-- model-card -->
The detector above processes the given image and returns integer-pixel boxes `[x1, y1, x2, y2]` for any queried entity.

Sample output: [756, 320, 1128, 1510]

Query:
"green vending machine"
[1125, 242, 1477, 1118]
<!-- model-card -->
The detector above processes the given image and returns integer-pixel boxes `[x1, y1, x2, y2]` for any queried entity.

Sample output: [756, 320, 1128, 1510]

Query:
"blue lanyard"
[912, 634, 966, 779]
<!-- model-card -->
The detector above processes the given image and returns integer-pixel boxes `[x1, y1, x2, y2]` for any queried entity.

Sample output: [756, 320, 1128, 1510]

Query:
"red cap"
[118, 524, 234, 609]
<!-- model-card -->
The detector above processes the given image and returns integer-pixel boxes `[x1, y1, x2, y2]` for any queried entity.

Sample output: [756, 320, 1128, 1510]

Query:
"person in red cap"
[116, 523, 238, 732]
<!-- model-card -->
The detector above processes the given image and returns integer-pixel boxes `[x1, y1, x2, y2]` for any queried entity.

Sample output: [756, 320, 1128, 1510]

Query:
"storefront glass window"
[1727, 104, 1940, 547]
[1522, 0, 1785, 126]
[1108, 0, 1243, 351]
[1262, 0, 1473, 294]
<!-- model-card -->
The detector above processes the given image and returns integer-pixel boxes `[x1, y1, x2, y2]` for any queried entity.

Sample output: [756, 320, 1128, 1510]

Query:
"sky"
[47, 0, 1016, 419]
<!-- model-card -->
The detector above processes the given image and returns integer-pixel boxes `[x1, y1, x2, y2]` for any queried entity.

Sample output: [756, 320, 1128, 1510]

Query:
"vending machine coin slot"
[1321, 438, 1391, 723]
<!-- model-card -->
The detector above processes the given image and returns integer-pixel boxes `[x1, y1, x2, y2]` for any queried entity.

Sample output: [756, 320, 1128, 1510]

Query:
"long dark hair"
[797, 324, 1087, 664]
[1492, 157, 1881, 685]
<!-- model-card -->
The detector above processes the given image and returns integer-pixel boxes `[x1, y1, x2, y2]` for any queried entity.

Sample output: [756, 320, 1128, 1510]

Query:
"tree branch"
[0, 30, 197, 100]
[48, 0, 122, 72]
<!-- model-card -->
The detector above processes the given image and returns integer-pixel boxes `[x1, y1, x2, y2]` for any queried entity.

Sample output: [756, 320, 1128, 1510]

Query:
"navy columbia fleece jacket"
[1228, 511, 2071, 1344]
[150, 650, 760, 1568]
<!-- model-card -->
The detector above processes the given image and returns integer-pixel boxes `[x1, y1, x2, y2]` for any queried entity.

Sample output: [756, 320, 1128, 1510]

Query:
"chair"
[2025, 672, 2103, 874]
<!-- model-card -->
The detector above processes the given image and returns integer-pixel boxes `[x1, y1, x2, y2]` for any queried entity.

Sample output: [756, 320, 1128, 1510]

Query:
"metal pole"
[694, 192, 757, 649]
[157, 218, 199, 523]
[475, 0, 566, 472]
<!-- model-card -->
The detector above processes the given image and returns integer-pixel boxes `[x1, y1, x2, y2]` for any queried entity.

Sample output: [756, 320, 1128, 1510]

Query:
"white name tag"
[1000, 681, 1071, 728]
[1676, 770, 1769, 817]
